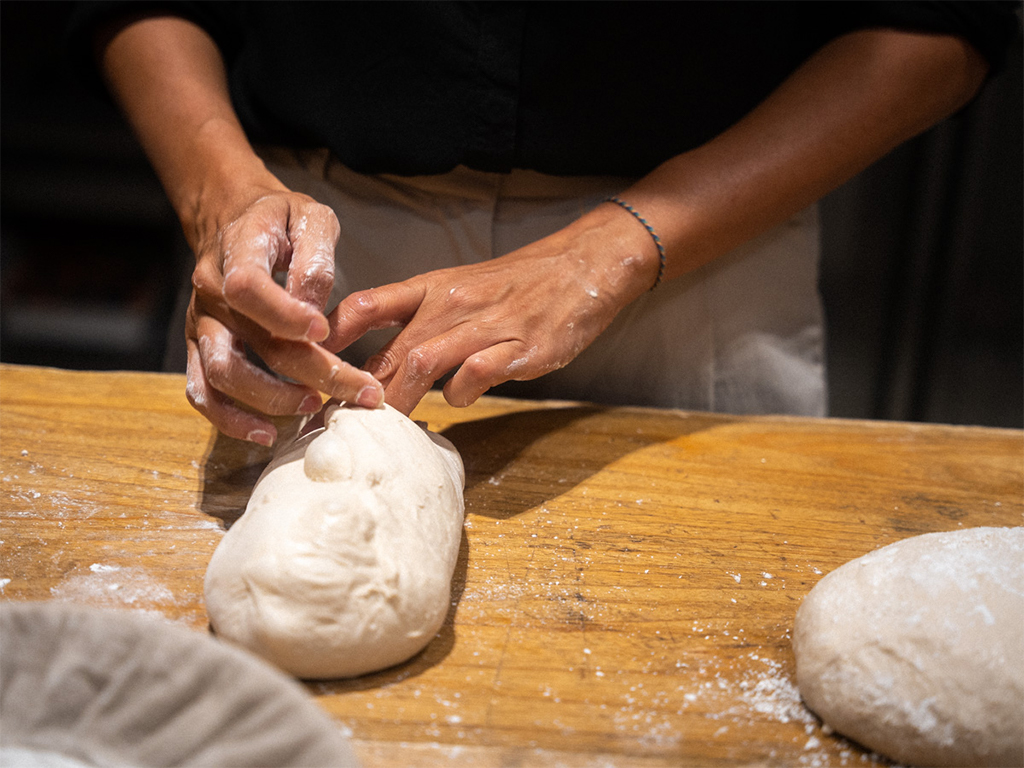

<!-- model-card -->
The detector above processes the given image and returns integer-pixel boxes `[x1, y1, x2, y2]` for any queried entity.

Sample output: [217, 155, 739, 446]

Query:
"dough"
[204, 403, 465, 679]
[793, 526, 1024, 767]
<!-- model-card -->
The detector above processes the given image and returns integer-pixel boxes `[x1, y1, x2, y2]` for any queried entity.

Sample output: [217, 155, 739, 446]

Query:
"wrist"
[175, 118, 287, 251]
[559, 202, 664, 309]
[604, 197, 667, 290]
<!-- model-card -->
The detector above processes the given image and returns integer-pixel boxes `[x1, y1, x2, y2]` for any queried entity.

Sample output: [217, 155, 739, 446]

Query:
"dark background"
[2, 2, 1021, 427]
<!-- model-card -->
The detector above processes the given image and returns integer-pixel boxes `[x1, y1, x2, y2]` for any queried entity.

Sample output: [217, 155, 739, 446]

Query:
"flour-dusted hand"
[326, 204, 662, 414]
[185, 188, 383, 444]
[194, 190, 337, 342]
[98, 15, 384, 444]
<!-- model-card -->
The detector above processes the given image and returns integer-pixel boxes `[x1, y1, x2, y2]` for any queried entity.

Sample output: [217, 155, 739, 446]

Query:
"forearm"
[615, 29, 989, 282]
[97, 14, 283, 248]
[97, 14, 379, 439]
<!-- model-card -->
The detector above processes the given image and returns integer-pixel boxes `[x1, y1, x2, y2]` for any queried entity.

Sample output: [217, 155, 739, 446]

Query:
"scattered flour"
[50, 565, 176, 613]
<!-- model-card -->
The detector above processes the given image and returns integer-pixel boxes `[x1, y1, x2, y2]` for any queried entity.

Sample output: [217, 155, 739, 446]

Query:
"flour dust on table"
[793, 526, 1024, 767]
[204, 403, 465, 679]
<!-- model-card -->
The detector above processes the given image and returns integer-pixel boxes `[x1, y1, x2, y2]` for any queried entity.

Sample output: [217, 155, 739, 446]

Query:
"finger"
[219, 214, 329, 342]
[381, 326, 503, 415]
[356, 290, 495, 384]
[361, 330, 410, 386]
[250, 333, 384, 410]
[192, 277, 382, 411]
[284, 204, 339, 313]
[441, 341, 535, 408]
[383, 368, 437, 417]
[185, 339, 279, 446]
[196, 318, 324, 417]
[324, 283, 424, 355]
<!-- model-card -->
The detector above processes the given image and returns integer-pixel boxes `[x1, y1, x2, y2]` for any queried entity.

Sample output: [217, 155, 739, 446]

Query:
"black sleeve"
[827, 1, 1021, 73]
[65, 0, 243, 97]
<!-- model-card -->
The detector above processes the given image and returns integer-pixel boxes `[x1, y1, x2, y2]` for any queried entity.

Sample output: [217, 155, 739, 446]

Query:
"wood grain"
[1, 363, 1021, 766]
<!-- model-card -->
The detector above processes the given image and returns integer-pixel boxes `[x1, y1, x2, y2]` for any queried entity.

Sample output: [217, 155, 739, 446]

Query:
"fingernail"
[306, 316, 329, 342]
[299, 394, 323, 414]
[356, 385, 382, 409]
[247, 429, 275, 447]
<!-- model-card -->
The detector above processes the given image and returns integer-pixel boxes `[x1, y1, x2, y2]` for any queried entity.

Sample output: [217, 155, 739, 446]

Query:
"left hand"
[325, 203, 660, 414]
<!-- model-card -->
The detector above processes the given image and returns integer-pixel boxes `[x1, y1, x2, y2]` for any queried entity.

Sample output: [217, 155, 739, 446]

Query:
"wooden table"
[2, 363, 1020, 766]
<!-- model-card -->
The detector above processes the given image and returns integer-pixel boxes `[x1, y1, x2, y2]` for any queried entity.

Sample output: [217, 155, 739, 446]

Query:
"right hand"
[185, 187, 384, 445]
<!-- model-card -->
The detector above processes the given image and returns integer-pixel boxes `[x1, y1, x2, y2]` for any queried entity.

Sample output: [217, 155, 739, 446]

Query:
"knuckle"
[363, 352, 391, 374]
[221, 268, 259, 303]
[302, 266, 335, 299]
[184, 356, 220, 416]
[198, 334, 244, 392]
[443, 284, 472, 311]
[191, 262, 219, 296]
[200, 354, 233, 392]
[502, 344, 539, 378]
[348, 289, 381, 317]
[460, 353, 497, 384]
[317, 205, 341, 240]
[183, 376, 208, 413]
[405, 346, 437, 378]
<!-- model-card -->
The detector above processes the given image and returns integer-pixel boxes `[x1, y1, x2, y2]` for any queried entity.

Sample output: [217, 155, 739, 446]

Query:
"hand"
[325, 204, 660, 415]
[185, 188, 384, 445]
[95, 16, 385, 445]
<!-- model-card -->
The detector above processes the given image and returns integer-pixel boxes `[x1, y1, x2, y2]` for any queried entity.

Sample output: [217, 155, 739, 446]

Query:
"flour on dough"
[794, 526, 1024, 767]
[204, 403, 465, 679]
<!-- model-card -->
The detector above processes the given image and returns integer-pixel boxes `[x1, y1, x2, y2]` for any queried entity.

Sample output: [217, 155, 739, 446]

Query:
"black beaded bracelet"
[606, 196, 666, 289]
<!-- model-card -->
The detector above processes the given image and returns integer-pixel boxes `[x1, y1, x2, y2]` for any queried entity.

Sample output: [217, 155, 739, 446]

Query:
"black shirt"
[73, 1, 1019, 177]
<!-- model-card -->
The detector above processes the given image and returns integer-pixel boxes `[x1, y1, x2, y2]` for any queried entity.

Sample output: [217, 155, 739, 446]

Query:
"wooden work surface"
[1, 363, 1021, 767]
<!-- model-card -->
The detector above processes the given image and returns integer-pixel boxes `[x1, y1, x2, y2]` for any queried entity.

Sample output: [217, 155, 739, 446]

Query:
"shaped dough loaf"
[794, 526, 1024, 767]
[204, 403, 465, 679]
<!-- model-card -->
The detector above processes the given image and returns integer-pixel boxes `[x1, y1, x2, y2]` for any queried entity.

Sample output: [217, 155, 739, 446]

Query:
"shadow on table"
[195, 404, 736, 528]
[195, 430, 277, 529]
[438, 404, 736, 521]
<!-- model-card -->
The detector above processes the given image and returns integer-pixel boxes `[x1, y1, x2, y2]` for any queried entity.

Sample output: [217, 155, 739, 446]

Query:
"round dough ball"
[204, 403, 465, 679]
[794, 526, 1024, 767]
